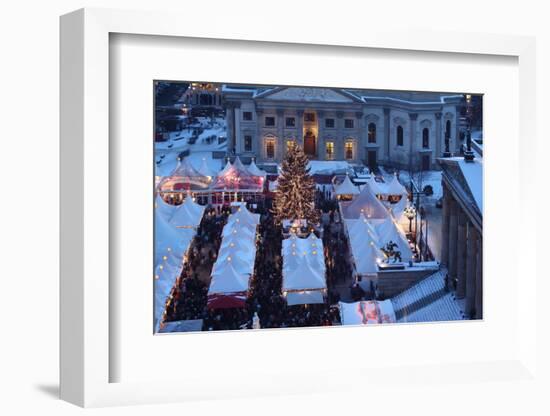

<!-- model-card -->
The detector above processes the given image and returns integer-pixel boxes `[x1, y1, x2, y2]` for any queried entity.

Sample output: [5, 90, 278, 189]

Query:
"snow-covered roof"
[458, 158, 483, 213]
[391, 271, 464, 323]
[375, 217, 413, 262]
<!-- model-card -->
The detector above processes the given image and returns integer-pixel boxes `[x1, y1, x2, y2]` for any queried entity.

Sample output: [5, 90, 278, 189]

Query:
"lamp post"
[404, 205, 416, 233]
[463, 93, 475, 162]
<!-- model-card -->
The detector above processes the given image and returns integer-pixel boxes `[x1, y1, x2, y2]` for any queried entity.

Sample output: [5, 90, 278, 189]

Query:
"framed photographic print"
[60, 7, 539, 409]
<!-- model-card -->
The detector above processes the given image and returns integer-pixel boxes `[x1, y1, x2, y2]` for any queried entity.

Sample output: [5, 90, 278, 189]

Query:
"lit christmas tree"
[272, 144, 320, 225]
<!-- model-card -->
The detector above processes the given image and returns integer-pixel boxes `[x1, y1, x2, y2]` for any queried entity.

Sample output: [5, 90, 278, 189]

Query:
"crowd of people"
[163, 194, 350, 332]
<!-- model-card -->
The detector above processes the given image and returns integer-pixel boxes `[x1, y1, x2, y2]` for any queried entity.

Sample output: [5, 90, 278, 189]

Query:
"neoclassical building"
[439, 156, 483, 319]
[221, 85, 465, 170]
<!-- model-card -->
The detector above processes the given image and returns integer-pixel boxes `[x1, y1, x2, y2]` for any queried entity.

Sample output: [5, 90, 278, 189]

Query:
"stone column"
[465, 223, 478, 317]
[296, 109, 304, 148]
[356, 111, 364, 162]
[336, 111, 344, 160]
[234, 106, 241, 154]
[474, 236, 483, 319]
[440, 182, 451, 266]
[226, 104, 235, 155]
[276, 109, 284, 161]
[435, 112, 442, 158]
[255, 108, 263, 161]
[448, 200, 458, 286]
[317, 110, 325, 160]
[456, 211, 467, 299]
[384, 108, 391, 164]
[409, 113, 418, 172]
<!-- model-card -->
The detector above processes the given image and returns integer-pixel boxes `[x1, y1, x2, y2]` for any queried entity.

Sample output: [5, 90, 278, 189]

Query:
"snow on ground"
[155, 117, 227, 177]
[307, 160, 352, 175]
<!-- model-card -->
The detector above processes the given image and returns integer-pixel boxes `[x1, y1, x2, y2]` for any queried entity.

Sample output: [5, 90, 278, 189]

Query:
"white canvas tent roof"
[384, 174, 408, 196]
[208, 262, 250, 295]
[155, 193, 177, 221]
[348, 222, 383, 275]
[335, 175, 359, 196]
[375, 217, 413, 261]
[247, 159, 267, 178]
[214, 248, 255, 276]
[169, 197, 205, 228]
[197, 157, 218, 178]
[340, 181, 389, 220]
[283, 256, 326, 291]
[366, 175, 384, 196]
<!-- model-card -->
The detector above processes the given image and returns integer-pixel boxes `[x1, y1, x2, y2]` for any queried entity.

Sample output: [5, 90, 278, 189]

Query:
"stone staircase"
[391, 270, 465, 323]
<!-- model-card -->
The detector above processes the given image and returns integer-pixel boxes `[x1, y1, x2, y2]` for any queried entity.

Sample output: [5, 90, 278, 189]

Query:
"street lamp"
[463, 93, 475, 162]
[404, 205, 416, 233]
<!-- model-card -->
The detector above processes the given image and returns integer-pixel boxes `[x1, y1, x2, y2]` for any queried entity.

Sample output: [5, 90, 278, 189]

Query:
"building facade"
[439, 156, 483, 319]
[221, 86, 465, 170]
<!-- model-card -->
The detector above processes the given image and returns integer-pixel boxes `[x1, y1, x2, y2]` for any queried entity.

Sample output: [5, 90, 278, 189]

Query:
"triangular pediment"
[259, 87, 358, 103]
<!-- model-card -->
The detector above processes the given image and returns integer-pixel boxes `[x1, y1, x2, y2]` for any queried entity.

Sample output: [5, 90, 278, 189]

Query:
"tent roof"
[169, 198, 205, 228]
[366, 175, 384, 195]
[335, 175, 360, 195]
[283, 256, 326, 291]
[375, 217, 413, 261]
[197, 157, 218, 178]
[247, 159, 267, 178]
[161, 157, 210, 190]
[211, 157, 264, 191]
[155, 193, 177, 221]
[340, 182, 390, 220]
[385, 174, 408, 196]
[208, 262, 250, 295]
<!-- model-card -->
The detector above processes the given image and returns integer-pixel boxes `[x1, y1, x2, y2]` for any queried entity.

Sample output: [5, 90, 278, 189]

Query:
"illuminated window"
[397, 125, 404, 146]
[368, 123, 376, 143]
[325, 141, 335, 160]
[345, 141, 354, 160]
[244, 135, 252, 152]
[265, 138, 276, 159]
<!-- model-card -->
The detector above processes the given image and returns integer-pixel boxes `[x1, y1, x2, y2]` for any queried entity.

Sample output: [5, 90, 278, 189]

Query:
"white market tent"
[155, 193, 177, 221]
[247, 159, 268, 178]
[208, 262, 250, 294]
[282, 233, 327, 305]
[197, 157, 218, 179]
[169, 197, 205, 228]
[154, 208, 203, 332]
[353, 233, 383, 275]
[339, 300, 396, 325]
[375, 216, 413, 262]
[340, 181, 389, 220]
[334, 175, 360, 196]
[383, 174, 408, 197]
[207, 205, 259, 308]
[366, 175, 384, 196]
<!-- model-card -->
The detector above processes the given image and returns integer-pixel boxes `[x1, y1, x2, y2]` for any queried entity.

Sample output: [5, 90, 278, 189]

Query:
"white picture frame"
[60, 7, 539, 408]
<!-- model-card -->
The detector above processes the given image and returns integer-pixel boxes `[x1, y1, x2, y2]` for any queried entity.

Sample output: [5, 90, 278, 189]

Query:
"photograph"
[153, 82, 483, 333]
